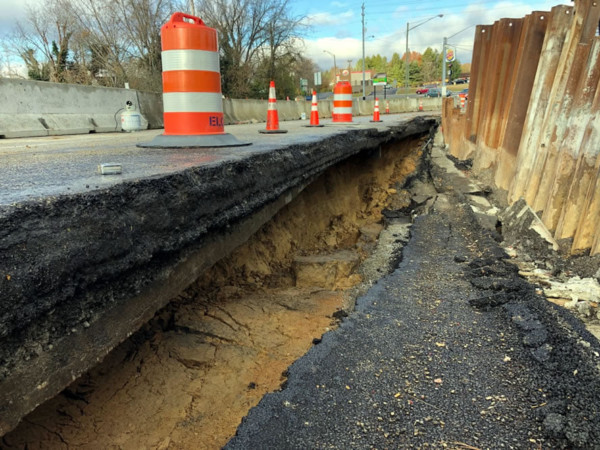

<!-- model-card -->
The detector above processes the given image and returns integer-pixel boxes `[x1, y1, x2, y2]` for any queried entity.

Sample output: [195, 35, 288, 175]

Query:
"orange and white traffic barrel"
[138, 12, 248, 148]
[459, 94, 466, 109]
[259, 81, 287, 134]
[305, 90, 324, 127]
[332, 81, 353, 123]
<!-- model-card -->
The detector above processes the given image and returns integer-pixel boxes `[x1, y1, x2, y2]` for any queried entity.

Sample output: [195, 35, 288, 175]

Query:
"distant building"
[350, 70, 372, 87]
[329, 70, 374, 93]
[345, 70, 372, 93]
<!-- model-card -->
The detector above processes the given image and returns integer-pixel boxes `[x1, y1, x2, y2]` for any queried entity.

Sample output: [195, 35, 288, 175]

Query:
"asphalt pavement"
[0, 114, 426, 207]
[225, 147, 600, 449]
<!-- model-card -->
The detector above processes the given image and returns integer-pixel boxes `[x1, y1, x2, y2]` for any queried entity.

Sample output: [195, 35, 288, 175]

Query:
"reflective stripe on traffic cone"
[260, 81, 287, 134]
[370, 98, 382, 122]
[138, 12, 248, 148]
[305, 90, 324, 127]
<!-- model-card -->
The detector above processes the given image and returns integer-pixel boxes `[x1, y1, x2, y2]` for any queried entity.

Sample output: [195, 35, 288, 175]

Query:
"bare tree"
[2, 0, 174, 90]
[6, 0, 78, 82]
[2, 0, 307, 96]
[110, 0, 172, 90]
[0, 41, 25, 78]
[196, 0, 306, 98]
[66, 0, 128, 86]
[68, 0, 173, 90]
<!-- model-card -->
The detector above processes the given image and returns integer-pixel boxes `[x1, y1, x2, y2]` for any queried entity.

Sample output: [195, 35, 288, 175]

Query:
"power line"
[305, 0, 563, 23]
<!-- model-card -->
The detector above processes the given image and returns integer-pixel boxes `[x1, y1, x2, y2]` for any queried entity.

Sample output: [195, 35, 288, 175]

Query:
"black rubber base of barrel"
[258, 129, 288, 134]
[137, 133, 250, 148]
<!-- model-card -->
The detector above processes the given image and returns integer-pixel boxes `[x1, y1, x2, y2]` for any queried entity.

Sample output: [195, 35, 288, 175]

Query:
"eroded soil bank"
[1, 135, 430, 449]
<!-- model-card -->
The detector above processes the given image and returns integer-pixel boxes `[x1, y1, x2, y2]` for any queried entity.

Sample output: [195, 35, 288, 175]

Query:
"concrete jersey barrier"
[0, 78, 163, 138]
[0, 77, 443, 138]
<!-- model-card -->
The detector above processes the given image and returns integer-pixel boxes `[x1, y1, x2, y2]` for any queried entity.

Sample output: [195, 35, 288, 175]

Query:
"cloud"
[305, 10, 354, 27]
[299, 0, 569, 72]
[302, 36, 363, 71]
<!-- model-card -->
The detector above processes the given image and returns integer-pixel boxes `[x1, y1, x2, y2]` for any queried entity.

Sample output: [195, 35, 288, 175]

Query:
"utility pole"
[441, 26, 473, 96]
[441, 36, 447, 97]
[362, 2, 366, 100]
[405, 15, 443, 91]
[405, 22, 410, 90]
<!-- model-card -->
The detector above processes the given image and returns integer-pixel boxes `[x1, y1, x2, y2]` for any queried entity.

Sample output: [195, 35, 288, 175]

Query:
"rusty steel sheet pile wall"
[444, 0, 600, 255]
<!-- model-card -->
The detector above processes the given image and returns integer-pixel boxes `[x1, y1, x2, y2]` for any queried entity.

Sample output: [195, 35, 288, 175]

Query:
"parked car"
[416, 87, 429, 94]
[452, 78, 467, 84]
[424, 88, 451, 97]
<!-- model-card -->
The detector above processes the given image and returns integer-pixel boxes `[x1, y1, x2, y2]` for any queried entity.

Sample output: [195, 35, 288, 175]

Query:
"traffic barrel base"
[259, 129, 288, 134]
[137, 133, 249, 148]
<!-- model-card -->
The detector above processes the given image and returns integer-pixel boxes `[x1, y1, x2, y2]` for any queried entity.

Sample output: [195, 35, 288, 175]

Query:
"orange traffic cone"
[418, 99, 423, 111]
[260, 81, 287, 134]
[385, 100, 390, 114]
[305, 90, 324, 127]
[370, 97, 382, 122]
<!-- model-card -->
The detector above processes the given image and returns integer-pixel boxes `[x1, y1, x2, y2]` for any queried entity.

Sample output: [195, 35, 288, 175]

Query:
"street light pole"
[405, 22, 409, 90]
[362, 2, 366, 100]
[442, 36, 448, 96]
[441, 26, 474, 96]
[323, 50, 337, 85]
[404, 14, 443, 90]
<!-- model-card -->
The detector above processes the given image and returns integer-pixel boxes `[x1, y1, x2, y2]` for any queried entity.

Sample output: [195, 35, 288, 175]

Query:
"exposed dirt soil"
[1, 136, 427, 449]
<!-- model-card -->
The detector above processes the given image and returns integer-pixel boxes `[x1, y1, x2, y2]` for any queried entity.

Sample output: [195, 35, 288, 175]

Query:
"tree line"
[0, 0, 462, 98]
[356, 49, 463, 88]
[0, 0, 317, 98]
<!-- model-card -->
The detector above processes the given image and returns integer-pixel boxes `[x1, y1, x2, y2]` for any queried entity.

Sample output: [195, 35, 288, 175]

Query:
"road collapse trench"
[2, 134, 433, 449]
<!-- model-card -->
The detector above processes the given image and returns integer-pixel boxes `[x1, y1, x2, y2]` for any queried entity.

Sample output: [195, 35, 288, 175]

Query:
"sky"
[293, 0, 571, 71]
[0, 0, 572, 75]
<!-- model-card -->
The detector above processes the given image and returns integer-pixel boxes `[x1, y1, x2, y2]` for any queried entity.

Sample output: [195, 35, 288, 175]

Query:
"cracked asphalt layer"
[226, 153, 600, 449]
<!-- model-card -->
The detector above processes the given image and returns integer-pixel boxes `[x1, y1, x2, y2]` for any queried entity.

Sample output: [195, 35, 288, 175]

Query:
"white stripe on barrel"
[162, 49, 220, 73]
